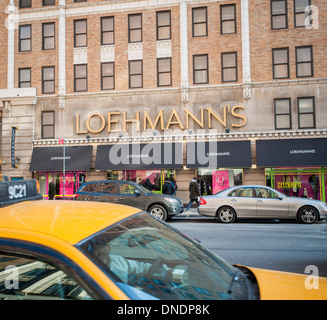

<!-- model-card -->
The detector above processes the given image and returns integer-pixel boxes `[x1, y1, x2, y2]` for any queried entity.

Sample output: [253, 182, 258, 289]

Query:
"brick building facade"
[0, 0, 327, 203]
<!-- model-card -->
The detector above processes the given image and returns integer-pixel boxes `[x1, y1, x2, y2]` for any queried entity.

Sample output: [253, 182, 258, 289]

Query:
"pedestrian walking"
[185, 177, 201, 212]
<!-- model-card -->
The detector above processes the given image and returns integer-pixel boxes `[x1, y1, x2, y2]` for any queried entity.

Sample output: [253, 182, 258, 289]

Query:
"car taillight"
[199, 197, 207, 205]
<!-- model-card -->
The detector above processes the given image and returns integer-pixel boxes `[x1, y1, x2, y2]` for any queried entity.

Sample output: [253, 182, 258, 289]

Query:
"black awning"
[29, 146, 92, 172]
[256, 138, 327, 167]
[95, 143, 183, 170]
[186, 141, 252, 168]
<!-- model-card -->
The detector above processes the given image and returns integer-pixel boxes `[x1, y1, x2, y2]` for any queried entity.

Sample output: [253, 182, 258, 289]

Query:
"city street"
[170, 210, 327, 277]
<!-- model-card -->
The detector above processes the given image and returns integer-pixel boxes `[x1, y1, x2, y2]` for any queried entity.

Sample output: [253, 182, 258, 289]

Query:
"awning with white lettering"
[29, 146, 92, 171]
[256, 138, 327, 167]
[95, 143, 183, 170]
[186, 141, 252, 168]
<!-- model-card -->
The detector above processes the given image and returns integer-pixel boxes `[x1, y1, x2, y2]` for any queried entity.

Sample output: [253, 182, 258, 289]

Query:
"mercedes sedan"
[198, 185, 327, 224]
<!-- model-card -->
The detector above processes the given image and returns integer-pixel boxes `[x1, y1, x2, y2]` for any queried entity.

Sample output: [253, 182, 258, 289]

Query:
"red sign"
[58, 138, 64, 145]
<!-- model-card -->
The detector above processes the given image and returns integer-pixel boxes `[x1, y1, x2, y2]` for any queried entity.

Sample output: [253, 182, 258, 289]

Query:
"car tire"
[297, 206, 318, 224]
[217, 206, 236, 223]
[149, 204, 168, 221]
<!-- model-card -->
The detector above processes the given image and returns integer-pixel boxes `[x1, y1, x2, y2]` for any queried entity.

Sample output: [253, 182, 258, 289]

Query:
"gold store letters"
[76, 106, 247, 134]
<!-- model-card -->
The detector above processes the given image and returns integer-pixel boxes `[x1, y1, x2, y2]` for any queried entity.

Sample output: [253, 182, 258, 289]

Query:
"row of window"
[271, 0, 312, 29]
[41, 96, 317, 139]
[275, 97, 316, 130]
[17, 44, 314, 92]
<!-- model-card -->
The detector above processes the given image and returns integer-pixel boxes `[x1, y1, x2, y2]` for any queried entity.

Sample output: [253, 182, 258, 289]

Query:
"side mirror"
[134, 189, 141, 196]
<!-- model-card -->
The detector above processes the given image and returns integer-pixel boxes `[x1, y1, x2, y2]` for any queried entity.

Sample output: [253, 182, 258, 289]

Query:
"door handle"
[257, 200, 263, 203]
[119, 197, 125, 200]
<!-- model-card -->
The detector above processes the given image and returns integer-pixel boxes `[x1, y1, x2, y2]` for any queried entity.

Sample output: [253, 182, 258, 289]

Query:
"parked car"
[198, 185, 327, 224]
[74, 180, 183, 221]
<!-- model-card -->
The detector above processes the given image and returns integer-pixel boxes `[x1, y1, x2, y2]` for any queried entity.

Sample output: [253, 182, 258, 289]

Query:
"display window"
[196, 168, 243, 195]
[106, 169, 176, 193]
[37, 171, 86, 199]
[266, 167, 326, 202]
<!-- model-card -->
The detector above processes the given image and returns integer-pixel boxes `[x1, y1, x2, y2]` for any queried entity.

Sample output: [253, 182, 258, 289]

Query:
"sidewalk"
[174, 207, 203, 219]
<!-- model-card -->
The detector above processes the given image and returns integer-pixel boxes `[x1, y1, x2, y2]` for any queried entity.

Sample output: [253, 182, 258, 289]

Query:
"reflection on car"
[198, 185, 327, 224]
[74, 180, 184, 221]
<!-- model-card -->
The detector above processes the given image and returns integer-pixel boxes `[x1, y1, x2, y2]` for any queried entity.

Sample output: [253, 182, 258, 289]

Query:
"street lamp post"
[59, 138, 66, 200]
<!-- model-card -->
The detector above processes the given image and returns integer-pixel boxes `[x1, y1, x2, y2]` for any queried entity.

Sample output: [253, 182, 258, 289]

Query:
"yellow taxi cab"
[0, 180, 326, 300]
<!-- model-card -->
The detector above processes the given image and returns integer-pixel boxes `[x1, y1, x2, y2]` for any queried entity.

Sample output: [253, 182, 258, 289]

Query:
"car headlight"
[164, 198, 179, 203]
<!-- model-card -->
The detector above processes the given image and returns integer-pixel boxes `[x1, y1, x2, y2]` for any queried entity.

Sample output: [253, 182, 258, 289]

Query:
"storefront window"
[196, 168, 242, 195]
[36, 171, 86, 199]
[106, 169, 176, 193]
[266, 167, 326, 202]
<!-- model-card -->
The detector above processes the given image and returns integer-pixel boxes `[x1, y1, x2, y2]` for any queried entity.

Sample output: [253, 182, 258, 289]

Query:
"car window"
[100, 182, 116, 194]
[81, 183, 100, 193]
[228, 189, 238, 197]
[119, 183, 136, 195]
[78, 213, 249, 300]
[0, 253, 93, 300]
[236, 187, 254, 198]
[255, 187, 279, 199]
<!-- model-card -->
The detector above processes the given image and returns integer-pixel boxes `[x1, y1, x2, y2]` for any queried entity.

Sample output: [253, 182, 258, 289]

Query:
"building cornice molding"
[32, 128, 327, 147]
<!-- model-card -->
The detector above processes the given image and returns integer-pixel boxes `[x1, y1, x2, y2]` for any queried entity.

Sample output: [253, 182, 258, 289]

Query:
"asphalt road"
[169, 211, 327, 277]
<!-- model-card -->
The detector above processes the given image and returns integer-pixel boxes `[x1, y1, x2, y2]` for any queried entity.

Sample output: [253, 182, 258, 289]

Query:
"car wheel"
[298, 206, 318, 224]
[149, 204, 168, 221]
[217, 206, 236, 223]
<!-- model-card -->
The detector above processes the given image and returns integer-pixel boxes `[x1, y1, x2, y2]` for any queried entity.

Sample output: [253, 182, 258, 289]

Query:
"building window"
[274, 98, 292, 130]
[192, 7, 207, 37]
[271, 0, 288, 29]
[296, 46, 313, 77]
[101, 17, 114, 45]
[157, 11, 171, 40]
[19, 0, 31, 8]
[298, 97, 315, 129]
[294, 0, 311, 27]
[42, 66, 55, 94]
[74, 19, 87, 48]
[18, 68, 31, 88]
[101, 62, 114, 90]
[19, 25, 31, 52]
[157, 58, 172, 87]
[43, 0, 55, 5]
[128, 14, 142, 43]
[129, 60, 143, 88]
[42, 111, 55, 139]
[272, 48, 289, 79]
[193, 54, 208, 84]
[220, 4, 236, 34]
[42, 22, 55, 50]
[221, 52, 237, 82]
[74, 64, 87, 92]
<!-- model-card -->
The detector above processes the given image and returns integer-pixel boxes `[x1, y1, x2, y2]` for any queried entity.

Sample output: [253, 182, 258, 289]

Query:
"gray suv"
[74, 180, 183, 221]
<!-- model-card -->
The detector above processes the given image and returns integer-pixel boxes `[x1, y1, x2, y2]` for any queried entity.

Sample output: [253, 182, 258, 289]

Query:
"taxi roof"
[0, 200, 140, 245]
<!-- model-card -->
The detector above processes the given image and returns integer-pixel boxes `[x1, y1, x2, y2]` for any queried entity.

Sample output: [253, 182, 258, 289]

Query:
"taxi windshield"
[77, 213, 250, 300]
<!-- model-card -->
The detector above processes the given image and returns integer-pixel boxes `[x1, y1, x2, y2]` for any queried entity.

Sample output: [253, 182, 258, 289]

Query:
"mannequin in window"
[292, 175, 301, 197]
[283, 175, 290, 196]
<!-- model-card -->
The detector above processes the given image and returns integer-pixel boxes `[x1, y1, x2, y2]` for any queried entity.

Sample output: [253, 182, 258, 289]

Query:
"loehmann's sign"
[75, 106, 247, 134]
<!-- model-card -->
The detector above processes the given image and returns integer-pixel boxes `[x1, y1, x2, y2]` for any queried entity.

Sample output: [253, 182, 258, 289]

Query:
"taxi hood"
[243, 266, 327, 300]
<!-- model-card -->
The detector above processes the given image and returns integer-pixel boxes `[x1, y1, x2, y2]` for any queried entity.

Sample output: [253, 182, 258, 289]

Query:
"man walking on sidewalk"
[185, 177, 201, 213]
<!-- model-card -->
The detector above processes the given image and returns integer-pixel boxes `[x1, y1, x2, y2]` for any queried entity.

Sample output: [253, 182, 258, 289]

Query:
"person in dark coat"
[185, 178, 201, 212]
[162, 178, 175, 195]
[142, 178, 155, 191]
[48, 180, 55, 200]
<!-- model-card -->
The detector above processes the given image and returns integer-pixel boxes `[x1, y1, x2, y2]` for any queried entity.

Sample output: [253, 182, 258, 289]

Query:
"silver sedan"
[198, 185, 327, 224]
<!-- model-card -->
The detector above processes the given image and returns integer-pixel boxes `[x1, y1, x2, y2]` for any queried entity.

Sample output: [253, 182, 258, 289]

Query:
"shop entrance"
[266, 167, 326, 202]
[37, 171, 86, 199]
